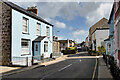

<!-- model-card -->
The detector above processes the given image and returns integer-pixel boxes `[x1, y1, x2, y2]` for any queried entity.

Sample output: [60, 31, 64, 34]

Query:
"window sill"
[21, 53, 31, 56]
[47, 36, 50, 40]
[36, 35, 40, 36]
[22, 32, 30, 35]
[44, 52, 48, 53]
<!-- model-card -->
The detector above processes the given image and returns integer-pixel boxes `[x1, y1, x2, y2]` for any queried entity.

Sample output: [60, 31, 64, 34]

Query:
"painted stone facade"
[89, 18, 109, 50]
[58, 39, 73, 51]
[0, 1, 53, 66]
[114, 0, 120, 68]
[92, 29, 109, 51]
[108, 5, 114, 56]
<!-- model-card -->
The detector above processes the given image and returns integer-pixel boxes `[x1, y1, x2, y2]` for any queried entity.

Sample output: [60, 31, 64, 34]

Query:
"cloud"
[72, 29, 88, 38]
[44, 18, 66, 28]
[9, 1, 113, 42]
[86, 2, 113, 26]
[71, 29, 88, 43]
[68, 27, 89, 42]
[9, 0, 114, 3]
[12, 2, 113, 26]
[58, 36, 65, 40]
[54, 21, 66, 28]
[69, 27, 73, 31]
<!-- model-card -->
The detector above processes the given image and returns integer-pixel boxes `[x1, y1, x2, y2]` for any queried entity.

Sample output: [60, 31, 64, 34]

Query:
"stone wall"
[53, 41, 60, 56]
[0, 1, 12, 65]
[0, 1, 2, 65]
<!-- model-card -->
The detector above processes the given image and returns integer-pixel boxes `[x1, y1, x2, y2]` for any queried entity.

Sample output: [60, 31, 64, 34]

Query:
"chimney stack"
[27, 6, 38, 15]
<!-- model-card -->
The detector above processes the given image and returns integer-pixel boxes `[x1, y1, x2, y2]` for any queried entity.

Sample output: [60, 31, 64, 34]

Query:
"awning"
[104, 38, 110, 41]
[33, 36, 46, 42]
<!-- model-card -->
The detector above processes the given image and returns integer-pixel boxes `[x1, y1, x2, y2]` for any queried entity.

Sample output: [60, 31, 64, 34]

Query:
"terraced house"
[0, 0, 53, 66]
[106, 4, 114, 56]
[114, 0, 120, 68]
[88, 18, 109, 51]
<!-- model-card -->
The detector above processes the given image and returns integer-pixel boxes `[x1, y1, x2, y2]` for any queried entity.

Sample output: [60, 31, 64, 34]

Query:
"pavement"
[0, 52, 113, 80]
[98, 57, 113, 79]
[0, 66, 21, 74]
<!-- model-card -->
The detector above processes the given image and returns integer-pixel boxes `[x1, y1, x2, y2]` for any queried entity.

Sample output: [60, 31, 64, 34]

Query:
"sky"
[9, 0, 114, 43]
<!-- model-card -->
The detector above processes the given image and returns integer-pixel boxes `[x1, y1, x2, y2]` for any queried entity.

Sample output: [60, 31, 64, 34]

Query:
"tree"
[80, 41, 85, 47]
[98, 46, 106, 54]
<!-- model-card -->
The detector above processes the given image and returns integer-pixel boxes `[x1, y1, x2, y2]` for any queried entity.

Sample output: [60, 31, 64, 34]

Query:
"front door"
[44, 41, 49, 58]
[33, 42, 41, 63]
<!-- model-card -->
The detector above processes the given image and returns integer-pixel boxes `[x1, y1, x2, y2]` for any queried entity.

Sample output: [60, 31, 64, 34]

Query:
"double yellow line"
[92, 58, 98, 80]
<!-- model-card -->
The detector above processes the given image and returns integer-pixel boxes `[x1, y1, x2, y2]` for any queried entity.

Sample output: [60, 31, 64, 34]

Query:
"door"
[33, 42, 41, 62]
[44, 41, 49, 58]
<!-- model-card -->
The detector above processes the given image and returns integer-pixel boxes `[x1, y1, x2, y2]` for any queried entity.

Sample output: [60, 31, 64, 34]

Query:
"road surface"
[2, 52, 98, 80]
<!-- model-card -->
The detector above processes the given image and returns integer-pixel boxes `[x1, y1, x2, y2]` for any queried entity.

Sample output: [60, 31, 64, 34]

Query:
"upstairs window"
[37, 23, 40, 36]
[46, 26, 49, 38]
[22, 17, 28, 33]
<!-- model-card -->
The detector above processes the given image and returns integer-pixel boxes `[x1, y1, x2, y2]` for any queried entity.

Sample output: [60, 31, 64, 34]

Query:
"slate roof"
[3, 0, 53, 26]
[108, 4, 114, 24]
[92, 28, 109, 34]
[33, 36, 46, 42]
[104, 38, 110, 41]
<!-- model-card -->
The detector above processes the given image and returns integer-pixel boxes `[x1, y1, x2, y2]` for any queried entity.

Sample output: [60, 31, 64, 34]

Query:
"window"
[22, 17, 28, 33]
[36, 44, 38, 51]
[46, 27, 49, 37]
[63, 43, 65, 46]
[21, 39, 30, 55]
[44, 41, 48, 52]
[89, 37, 91, 41]
[37, 23, 40, 36]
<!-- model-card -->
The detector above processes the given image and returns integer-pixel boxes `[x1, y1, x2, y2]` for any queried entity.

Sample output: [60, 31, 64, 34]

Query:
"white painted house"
[92, 28, 109, 51]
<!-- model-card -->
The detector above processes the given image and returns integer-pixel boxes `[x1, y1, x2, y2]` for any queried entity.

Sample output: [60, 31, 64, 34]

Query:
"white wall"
[92, 32, 95, 50]
[92, 29, 109, 51]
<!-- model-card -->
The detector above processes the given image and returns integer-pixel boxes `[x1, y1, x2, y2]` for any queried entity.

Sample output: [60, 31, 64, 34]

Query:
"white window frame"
[22, 17, 28, 34]
[37, 23, 40, 36]
[46, 26, 49, 38]
[21, 39, 30, 55]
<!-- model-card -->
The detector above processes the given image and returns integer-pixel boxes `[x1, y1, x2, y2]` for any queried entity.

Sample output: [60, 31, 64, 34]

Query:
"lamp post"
[56, 31, 60, 38]
[56, 30, 60, 57]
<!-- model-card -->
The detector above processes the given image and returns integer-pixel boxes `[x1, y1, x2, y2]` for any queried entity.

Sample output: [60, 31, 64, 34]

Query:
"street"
[2, 52, 98, 80]
[0, 1, 117, 79]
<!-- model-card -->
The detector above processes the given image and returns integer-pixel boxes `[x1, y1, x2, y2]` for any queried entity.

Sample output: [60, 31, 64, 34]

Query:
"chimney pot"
[27, 6, 38, 15]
